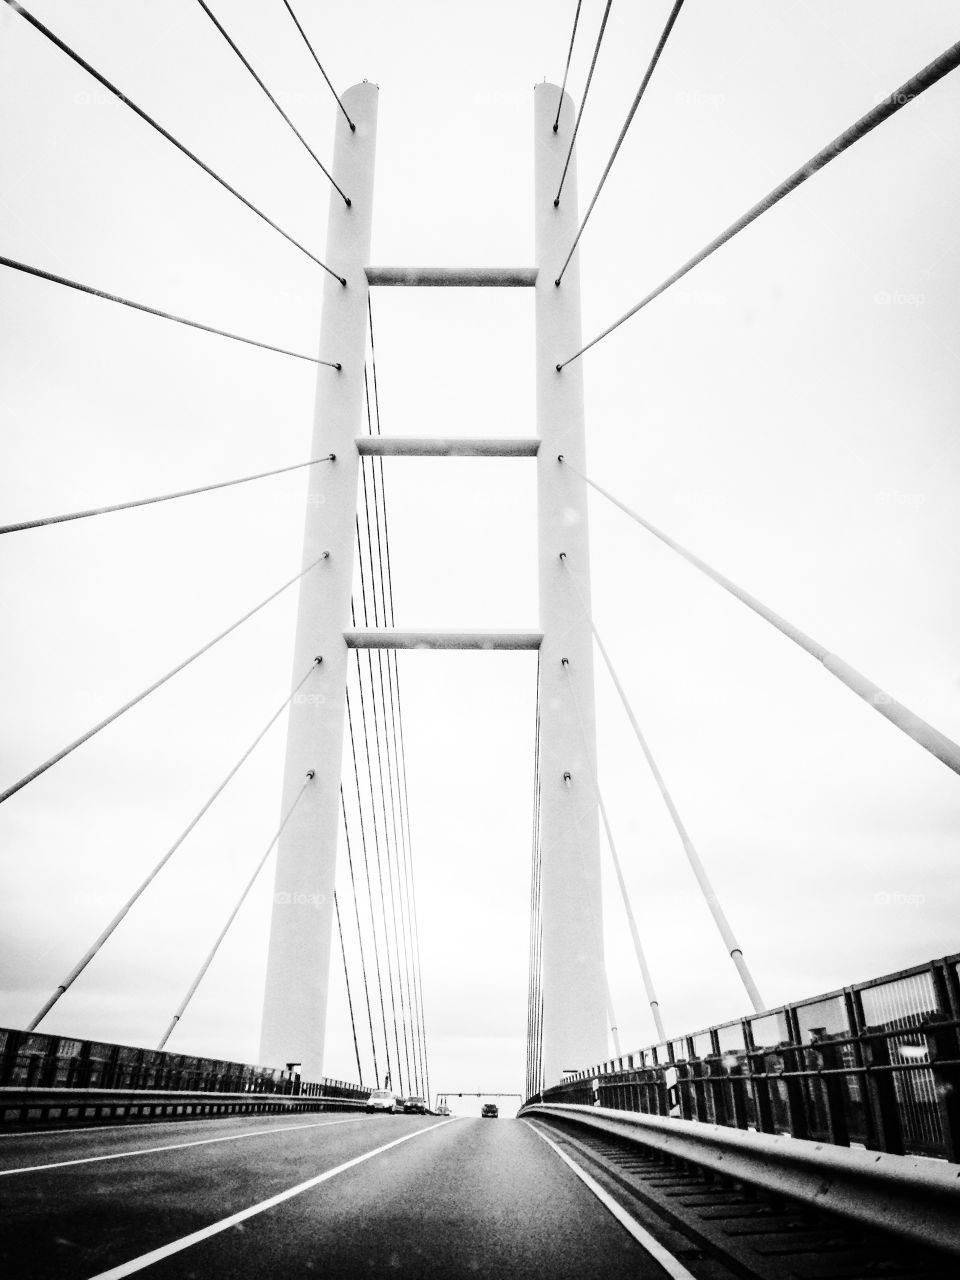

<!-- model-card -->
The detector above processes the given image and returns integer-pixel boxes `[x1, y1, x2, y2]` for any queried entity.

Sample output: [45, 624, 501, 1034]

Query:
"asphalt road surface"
[0, 1112, 692, 1278]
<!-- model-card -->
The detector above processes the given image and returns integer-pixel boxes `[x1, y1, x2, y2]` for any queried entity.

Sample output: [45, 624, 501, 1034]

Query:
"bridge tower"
[259, 82, 378, 1079]
[532, 84, 607, 1090]
[259, 82, 607, 1088]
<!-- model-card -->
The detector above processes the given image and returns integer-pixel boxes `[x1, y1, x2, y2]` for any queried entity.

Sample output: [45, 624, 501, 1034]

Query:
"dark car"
[403, 1096, 428, 1114]
[481, 1102, 499, 1118]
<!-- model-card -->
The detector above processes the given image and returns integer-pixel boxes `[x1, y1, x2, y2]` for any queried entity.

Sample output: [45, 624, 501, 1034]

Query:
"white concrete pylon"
[259, 82, 378, 1079]
[533, 83, 607, 1087]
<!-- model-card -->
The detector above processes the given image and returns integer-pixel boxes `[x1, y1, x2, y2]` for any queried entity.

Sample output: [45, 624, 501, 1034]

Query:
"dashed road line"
[0, 1116, 365, 1177]
[86, 1118, 457, 1278]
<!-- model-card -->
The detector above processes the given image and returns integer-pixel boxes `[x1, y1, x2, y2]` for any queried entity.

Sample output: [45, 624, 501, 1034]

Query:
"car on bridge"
[436, 1104, 452, 1116]
[365, 1089, 397, 1114]
[403, 1095, 428, 1114]
[481, 1102, 499, 1118]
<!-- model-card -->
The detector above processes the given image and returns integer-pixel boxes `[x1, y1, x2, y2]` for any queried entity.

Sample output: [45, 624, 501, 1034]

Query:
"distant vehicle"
[365, 1089, 396, 1114]
[481, 1102, 499, 1118]
[403, 1096, 428, 1114]
[436, 1104, 452, 1116]
[393, 1096, 406, 1113]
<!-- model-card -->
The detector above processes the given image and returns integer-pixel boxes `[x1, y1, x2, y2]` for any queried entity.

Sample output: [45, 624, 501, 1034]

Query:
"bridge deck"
[0, 1113, 674, 1279]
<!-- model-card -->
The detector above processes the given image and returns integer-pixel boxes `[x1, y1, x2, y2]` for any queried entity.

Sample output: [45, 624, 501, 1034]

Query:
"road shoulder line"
[87, 1118, 457, 1279]
[522, 1118, 697, 1280]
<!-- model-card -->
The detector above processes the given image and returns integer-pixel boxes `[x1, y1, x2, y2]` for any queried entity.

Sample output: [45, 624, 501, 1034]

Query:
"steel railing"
[526, 952, 960, 1162]
[0, 1025, 368, 1127]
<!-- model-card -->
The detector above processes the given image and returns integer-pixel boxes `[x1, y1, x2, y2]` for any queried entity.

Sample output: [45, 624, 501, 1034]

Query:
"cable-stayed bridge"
[2, 2, 960, 1276]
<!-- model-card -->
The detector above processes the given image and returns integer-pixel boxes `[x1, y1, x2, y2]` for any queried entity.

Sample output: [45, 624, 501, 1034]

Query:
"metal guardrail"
[520, 1102, 960, 1256]
[0, 1025, 368, 1127]
[526, 952, 960, 1162]
[0, 1087, 367, 1128]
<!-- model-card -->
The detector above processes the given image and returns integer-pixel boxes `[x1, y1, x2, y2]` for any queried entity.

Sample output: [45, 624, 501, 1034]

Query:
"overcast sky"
[1, 1, 959, 1109]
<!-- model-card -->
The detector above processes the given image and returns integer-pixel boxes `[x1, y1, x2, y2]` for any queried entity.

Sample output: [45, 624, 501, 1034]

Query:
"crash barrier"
[0, 1025, 367, 1128]
[520, 1103, 960, 1256]
[526, 952, 960, 1161]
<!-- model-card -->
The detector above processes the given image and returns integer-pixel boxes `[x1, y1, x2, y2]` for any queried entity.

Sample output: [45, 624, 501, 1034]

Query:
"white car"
[365, 1089, 396, 1113]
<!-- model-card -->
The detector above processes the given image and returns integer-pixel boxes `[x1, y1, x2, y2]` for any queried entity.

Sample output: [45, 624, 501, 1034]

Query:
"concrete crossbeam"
[365, 266, 538, 287]
[344, 630, 543, 650]
[356, 437, 540, 457]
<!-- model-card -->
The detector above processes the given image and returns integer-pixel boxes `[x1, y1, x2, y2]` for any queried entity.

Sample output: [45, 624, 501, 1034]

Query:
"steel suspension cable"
[345, 685, 394, 1091]
[552, 0, 584, 133]
[3, 1, 346, 282]
[363, 386, 422, 1096]
[350, 583, 407, 1094]
[366, 301, 430, 1098]
[357, 460, 415, 1095]
[560, 456, 960, 778]
[558, 38, 960, 366]
[334, 889, 364, 1087]
[561, 661, 666, 1040]
[605, 974, 622, 1059]
[534, 663, 546, 1089]
[359, 364, 417, 1093]
[195, 0, 349, 204]
[156, 771, 314, 1049]
[597, 787, 665, 1042]
[391, 679, 431, 1105]
[1, 456, 335, 536]
[555, 0, 685, 286]
[28, 658, 322, 1031]
[351, 638, 404, 1093]
[279, 0, 355, 132]
[0, 553, 329, 807]
[340, 788, 380, 1088]
[380, 612, 425, 1097]
[560, 556, 766, 1013]
[0, 257, 340, 367]
[554, 0, 614, 206]
[526, 659, 544, 1097]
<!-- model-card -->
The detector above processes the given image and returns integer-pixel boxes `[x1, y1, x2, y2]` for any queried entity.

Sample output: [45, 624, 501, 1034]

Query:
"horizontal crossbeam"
[344, 630, 542, 650]
[365, 266, 538, 287]
[356, 437, 540, 457]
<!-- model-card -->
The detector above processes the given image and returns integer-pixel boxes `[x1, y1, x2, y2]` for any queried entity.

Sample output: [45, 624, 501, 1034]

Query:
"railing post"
[533, 82, 607, 1089]
[928, 962, 960, 1161]
[259, 83, 378, 1079]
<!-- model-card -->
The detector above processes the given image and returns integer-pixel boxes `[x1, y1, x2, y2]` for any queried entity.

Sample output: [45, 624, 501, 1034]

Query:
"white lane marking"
[0, 1116, 365, 1177]
[0, 1110, 349, 1141]
[87, 1118, 457, 1279]
[523, 1120, 698, 1280]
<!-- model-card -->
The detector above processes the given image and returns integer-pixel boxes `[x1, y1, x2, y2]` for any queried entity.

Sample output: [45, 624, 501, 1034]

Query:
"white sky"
[1, 1, 959, 1102]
